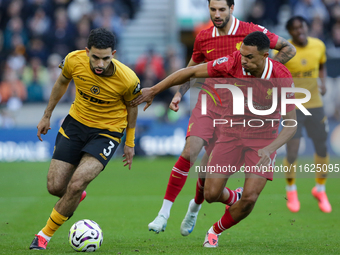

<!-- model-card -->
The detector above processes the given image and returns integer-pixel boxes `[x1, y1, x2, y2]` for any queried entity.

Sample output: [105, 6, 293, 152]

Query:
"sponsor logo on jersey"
[78, 89, 110, 104]
[91, 86, 100, 95]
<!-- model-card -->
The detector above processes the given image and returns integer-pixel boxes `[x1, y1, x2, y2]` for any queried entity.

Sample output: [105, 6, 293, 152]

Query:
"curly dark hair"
[207, 0, 234, 7]
[87, 28, 116, 51]
[243, 31, 270, 52]
[285, 16, 309, 31]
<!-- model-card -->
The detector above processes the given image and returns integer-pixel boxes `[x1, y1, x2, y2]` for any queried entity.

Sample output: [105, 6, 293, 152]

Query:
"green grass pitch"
[0, 157, 339, 254]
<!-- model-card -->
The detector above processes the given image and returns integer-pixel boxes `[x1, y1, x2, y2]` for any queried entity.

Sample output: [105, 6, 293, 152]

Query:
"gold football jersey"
[284, 37, 327, 109]
[60, 50, 141, 132]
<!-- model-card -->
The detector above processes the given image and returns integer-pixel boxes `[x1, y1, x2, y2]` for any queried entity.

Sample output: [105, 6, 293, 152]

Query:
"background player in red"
[136, 0, 296, 235]
[131, 31, 298, 248]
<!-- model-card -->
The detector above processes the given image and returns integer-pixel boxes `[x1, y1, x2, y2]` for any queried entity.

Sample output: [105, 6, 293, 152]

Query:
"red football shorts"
[186, 106, 219, 156]
[207, 136, 277, 180]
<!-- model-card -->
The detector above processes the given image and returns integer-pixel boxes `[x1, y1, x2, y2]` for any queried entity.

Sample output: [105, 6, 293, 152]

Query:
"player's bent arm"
[43, 73, 71, 119]
[123, 104, 138, 169]
[272, 36, 296, 64]
[264, 109, 297, 154]
[151, 63, 209, 96]
[176, 58, 201, 97]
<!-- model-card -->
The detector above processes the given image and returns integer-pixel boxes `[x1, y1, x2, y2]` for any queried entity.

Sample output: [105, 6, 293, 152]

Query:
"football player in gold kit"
[282, 16, 331, 213]
[29, 28, 141, 250]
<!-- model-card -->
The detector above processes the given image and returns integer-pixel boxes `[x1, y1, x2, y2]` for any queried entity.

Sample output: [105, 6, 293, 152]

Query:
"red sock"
[164, 156, 192, 202]
[213, 209, 238, 234]
[194, 178, 205, 204]
[222, 187, 238, 206]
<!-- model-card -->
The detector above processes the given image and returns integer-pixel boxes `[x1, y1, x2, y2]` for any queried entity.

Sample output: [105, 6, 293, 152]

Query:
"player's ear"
[263, 52, 269, 59]
[112, 50, 117, 57]
[85, 47, 90, 56]
[230, 4, 234, 14]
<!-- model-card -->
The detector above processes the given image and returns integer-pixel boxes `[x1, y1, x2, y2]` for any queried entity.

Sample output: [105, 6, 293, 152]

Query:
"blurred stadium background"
[0, 0, 340, 161]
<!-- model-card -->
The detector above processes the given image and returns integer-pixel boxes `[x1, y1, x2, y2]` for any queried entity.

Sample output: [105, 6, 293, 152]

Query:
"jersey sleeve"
[207, 52, 236, 77]
[192, 33, 205, 64]
[59, 53, 73, 79]
[249, 23, 279, 49]
[123, 77, 142, 102]
[320, 41, 327, 65]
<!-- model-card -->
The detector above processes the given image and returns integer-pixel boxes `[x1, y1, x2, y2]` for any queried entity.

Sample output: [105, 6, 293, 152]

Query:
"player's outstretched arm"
[257, 109, 297, 167]
[130, 63, 209, 109]
[169, 58, 200, 112]
[37, 73, 71, 141]
[123, 104, 138, 170]
[319, 63, 327, 96]
[273, 36, 296, 65]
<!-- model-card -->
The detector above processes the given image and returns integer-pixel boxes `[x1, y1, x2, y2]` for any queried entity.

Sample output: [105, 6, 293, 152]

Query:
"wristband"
[125, 127, 135, 147]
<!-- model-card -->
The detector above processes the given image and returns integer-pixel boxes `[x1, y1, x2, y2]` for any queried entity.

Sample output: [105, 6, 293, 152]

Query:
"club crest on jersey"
[59, 58, 65, 69]
[133, 83, 141, 95]
[213, 57, 228, 67]
[91, 86, 100, 95]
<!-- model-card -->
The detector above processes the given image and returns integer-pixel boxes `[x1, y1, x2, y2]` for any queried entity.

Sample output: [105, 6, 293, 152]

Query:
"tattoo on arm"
[178, 81, 191, 96]
[273, 37, 296, 64]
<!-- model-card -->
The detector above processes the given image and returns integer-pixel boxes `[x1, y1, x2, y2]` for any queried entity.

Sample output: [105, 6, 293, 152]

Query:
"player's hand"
[256, 148, 271, 169]
[319, 84, 327, 96]
[122, 145, 135, 170]
[169, 93, 182, 112]
[37, 117, 51, 142]
[130, 88, 155, 111]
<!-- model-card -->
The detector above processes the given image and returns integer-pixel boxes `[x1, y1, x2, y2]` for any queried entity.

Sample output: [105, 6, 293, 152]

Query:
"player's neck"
[292, 38, 308, 48]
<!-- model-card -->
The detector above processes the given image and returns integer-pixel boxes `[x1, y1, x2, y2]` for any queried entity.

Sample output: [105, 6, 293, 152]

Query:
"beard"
[211, 15, 230, 29]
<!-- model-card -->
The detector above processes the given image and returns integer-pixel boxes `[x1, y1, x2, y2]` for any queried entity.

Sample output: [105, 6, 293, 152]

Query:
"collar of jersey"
[212, 16, 240, 37]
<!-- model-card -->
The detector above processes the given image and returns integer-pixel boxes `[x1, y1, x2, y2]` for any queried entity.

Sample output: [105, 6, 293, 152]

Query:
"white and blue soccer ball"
[68, 219, 103, 252]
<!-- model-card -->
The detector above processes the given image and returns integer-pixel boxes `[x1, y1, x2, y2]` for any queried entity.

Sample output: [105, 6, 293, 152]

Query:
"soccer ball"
[68, 219, 103, 252]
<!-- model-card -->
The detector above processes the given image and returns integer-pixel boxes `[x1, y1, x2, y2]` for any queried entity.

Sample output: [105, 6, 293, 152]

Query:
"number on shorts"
[103, 141, 115, 157]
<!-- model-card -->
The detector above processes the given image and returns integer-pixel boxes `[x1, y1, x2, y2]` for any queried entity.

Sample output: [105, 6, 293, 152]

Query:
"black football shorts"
[52, 115, 123, 168]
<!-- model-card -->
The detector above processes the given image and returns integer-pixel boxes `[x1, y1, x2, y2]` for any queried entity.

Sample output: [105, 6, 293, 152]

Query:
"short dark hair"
[207, 0, 234, 8]
[285, 16, 309, 31]
[243, 31, 270, 52]
[87, 28, 116, 51]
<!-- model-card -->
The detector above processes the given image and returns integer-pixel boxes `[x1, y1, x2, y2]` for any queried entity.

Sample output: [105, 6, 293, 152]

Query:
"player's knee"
[204, 188, 220, 203]
[239, 193, 258, 212]
[47, 183, 64, 197]
[67, 180, 87, 196]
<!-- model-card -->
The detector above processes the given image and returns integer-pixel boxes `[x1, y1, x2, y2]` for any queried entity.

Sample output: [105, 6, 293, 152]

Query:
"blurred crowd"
[246, 0, 340, 57]
[0, 0, 340, 128]
[0, 0, 140, 113]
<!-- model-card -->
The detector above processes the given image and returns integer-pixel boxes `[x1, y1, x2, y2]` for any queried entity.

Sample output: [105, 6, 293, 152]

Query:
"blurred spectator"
[27, 8, 51, 38]
[293, 0, 329, 25]
[46, 7, 75, 56]
[6, 47, 26, 76]
[22, 57, 49, 102]
[26, 37, 50, 64]
[246, 0, 266, 26]
[309, 16, 326, 41]
[0, 68, 27, 107]
[326, 23, 340, 57]
[67, 0, 93, 24]
[3, 16, 28, 51]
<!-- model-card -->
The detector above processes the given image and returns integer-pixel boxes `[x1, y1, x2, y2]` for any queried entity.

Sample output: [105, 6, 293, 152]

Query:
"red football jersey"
[192, 16, 279, 114]
[205, 51, 295, 139]
[192, 16, 279, 64]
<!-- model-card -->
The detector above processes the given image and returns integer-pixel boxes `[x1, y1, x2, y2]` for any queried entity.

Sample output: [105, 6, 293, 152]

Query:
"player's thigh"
[70, 153, 104, 188]
[47, 159, 76, 192]
[207, 138, 244, 175]
[186, 106, 217, 145]
[237, 173, 267, 204]
[243, 139, 277, 180]
[82, 132, 120, 169]
[52, 115, 87, 165]
[204, 172, 229, 200]
[305, 107, 328, 141]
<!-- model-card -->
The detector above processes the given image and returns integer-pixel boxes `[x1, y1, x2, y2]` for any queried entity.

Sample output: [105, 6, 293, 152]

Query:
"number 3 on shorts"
[103, 141, 115, 157]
